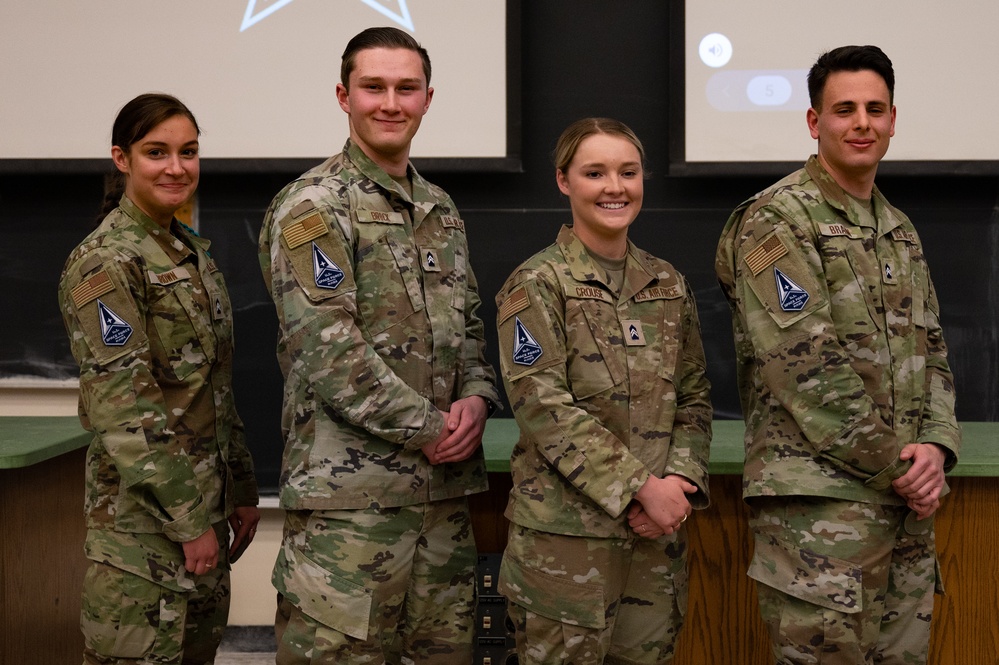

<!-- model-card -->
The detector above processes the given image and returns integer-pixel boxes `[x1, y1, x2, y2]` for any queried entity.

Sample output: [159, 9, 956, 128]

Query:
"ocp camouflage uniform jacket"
[258, 140, 501, 511]
[495, 226, 712, 538]
[58, 196, 258, 592]
[716, 156, 960, 504]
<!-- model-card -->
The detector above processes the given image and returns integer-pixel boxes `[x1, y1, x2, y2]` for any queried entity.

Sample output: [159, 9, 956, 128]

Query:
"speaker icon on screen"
[698, 33, 733, 68]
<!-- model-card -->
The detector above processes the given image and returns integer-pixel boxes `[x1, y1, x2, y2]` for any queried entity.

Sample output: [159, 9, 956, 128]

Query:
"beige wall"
[229, 499, 283, 625]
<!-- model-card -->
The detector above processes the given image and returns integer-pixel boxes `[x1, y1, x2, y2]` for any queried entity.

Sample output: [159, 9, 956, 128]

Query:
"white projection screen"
[0, 0, 515, 170]
[672, 1, 999, 175]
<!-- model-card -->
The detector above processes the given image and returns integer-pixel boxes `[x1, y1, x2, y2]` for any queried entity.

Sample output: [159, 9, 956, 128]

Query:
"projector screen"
[672, 1, 999, 174]
[0, 0, 514, 168]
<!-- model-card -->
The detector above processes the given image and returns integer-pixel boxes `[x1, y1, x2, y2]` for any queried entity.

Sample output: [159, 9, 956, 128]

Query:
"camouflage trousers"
[273, 497, 477, 664]
[748, 496, 940, 665]
[499, 524, 689, 665]
[81, 525, 232, 664]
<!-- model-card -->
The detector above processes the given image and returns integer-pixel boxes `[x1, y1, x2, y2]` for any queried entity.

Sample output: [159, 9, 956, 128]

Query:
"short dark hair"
[808, 45, 895, 109]
[98, 93, 200, 222]
[340, 27, 431, 90]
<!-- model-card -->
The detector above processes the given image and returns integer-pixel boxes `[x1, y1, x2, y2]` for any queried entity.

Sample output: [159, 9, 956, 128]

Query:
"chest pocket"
[148, 270, 216, 381]
[450, 242, 467, 312]
[818, 233, 882, 343]
[357, 233, 422, 336]
[654, 298, 683, 386]
[564, 298, 627, 400]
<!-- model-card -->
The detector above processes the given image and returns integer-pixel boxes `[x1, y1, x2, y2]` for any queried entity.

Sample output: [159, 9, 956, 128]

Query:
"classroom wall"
[3, 2, 997, 620]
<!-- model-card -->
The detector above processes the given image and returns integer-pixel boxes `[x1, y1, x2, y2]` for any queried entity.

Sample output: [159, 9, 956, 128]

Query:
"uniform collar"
[804, 155, 906, 236]
[556, 225, 659, 302]
[118, 195, 208, 264]
[343, 139, 438, 227]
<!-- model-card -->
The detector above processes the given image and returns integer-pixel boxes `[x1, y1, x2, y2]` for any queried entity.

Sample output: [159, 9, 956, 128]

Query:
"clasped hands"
[628, 474, 697, 539]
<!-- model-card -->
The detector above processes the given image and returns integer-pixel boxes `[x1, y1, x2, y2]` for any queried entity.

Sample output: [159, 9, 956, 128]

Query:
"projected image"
[242, 0, 413, 32]
[682, 0, 999, 164]
[697, 32, 807, 113]
[0, 1, 507, 161]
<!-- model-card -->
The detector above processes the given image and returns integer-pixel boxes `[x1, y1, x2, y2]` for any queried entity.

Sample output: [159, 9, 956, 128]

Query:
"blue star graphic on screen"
[313, 242, 345, 289]
[512, 317, 543, 366]
[97, 300, 133, 346]
[774, 267, 809, 312]
[241, 0, 414, 32]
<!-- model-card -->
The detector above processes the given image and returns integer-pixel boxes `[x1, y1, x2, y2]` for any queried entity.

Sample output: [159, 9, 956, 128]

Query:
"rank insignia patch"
[513, 317, 543, 366]
[422, 249, 441, 272]
[882, 260, 897, 284]
[774, 267, 809, 312]
[97, 299, 133, 346]
[622, 319, 646, 346]
[313, 242, 345, 289]
[214, 295, 225, 320]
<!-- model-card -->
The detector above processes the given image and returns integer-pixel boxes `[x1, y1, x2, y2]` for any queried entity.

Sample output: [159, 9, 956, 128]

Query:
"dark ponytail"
[95, 93, 200, 225]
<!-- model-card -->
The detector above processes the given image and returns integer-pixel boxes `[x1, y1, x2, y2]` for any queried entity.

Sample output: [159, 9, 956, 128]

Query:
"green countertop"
[0, 416, 92, 469]
[2, 417, 996, 476]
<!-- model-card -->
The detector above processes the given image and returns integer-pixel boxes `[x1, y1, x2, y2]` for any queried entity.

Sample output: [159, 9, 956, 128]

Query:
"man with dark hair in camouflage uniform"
[717, 45, 960, 664]
[258, 26, 501, 664]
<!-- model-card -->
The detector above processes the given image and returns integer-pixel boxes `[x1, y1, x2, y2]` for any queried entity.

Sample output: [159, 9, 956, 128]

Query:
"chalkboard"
[4, 2, 997, 493]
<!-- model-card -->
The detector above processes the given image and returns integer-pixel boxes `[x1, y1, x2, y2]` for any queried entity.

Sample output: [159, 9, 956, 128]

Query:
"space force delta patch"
[97, 299, 133, 346]
[512, 317, 543, 366]
[313, 242, 345, 289]
[774, 267, 809, 311]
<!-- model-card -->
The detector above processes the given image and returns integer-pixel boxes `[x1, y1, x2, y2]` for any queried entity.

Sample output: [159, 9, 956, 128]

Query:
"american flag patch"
[282, 213, 328, 249]
[71, 270, 114, 307]
[499, 286, 530, 323]
[744, 234, 787, 275]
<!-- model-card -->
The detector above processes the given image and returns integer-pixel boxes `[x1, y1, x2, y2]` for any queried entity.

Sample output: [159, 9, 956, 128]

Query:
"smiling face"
[336, 46, 433, 176]
[556, 132, 644, 257]
[111, 114, 200, 228]
[807, 69, 896, 197]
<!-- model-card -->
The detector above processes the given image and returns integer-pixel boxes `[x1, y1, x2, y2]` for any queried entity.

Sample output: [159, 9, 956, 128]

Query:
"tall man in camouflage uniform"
[716, 46, 960, 664]
[258, 26, 501, 664]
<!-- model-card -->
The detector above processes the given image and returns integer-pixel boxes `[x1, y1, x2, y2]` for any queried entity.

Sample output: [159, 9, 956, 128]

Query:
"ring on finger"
[679, 513, 687, 523]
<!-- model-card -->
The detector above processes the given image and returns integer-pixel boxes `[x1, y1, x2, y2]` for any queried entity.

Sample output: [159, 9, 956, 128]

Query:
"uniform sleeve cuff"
[403, 406, 447, 452]
[161, 500, 212, 543]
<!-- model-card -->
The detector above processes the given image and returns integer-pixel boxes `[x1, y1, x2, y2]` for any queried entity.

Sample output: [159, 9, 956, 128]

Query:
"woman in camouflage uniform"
[494, 118, 713, 664]
[58, 94, 259, 664]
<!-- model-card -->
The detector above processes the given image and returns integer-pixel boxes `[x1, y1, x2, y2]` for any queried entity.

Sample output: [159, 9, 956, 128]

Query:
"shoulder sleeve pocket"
[742, 229, 824, 329]
[71, 267, 147, 366]
[497, 280, 565, 381]
[279, 208, 356, 302]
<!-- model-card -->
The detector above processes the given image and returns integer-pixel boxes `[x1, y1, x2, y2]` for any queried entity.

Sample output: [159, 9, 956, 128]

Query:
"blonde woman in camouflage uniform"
[58, 93, 260, 665]
[495, 118, 713, 664]
[258, 28, 501, 664]
[716, 46, 960, 664]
